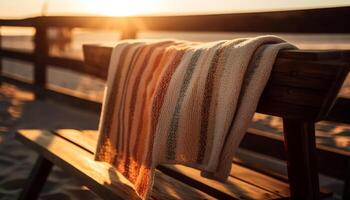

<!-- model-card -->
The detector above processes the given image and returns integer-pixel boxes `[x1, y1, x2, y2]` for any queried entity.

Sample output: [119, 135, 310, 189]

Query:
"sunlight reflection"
[80, 0, 162, 16]
[334, 136, 350, 148]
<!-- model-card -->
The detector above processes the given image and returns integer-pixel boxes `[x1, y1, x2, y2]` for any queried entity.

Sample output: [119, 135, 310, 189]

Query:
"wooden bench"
[16, 129, 292, 200]
[239, 127, 350, 199]
[15, 45, 349, 200]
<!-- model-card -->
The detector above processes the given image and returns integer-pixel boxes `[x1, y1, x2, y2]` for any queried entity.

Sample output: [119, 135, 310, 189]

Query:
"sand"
[0, 84, 101, 200]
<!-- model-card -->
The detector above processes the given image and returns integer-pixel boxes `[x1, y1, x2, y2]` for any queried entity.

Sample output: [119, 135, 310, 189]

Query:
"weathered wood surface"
[44, 129, 291, 199]
[82, 45, 349, 122]
[282, 119, 319, 200]
[234, 149, 342, 198]
[240, 127, 350, 180]
[16, 129, 213, 200]
[53, 129, 295, 198]
[18, 129, 342, 199]
[51, 129, 343, 199]
[33, 27, 48, 98]
[18, 156, 54, 200]
[53, 129, 346, 199]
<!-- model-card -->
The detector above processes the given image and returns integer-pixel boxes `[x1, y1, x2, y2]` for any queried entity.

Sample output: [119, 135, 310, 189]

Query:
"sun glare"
[81, 0, 161, 16]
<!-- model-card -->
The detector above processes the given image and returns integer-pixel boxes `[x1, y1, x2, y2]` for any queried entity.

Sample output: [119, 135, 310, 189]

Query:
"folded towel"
[95, 36, 295, 199]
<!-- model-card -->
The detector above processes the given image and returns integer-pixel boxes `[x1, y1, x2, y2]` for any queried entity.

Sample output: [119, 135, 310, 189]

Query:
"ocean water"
[1, 30, 350, 101]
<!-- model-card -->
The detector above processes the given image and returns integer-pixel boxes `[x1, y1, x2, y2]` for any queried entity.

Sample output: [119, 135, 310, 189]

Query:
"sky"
[0, 0, 350, 18]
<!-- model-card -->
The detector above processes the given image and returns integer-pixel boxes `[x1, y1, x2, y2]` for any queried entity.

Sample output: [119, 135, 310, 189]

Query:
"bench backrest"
[83, 45, 349, 122]
[79, 6, 350, 122]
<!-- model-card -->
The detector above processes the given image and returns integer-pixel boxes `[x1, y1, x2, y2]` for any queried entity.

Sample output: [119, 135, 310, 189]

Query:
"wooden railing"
[0, 6, 349, 123]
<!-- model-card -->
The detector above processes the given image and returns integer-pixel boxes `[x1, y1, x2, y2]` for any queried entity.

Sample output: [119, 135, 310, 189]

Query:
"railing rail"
[1, 6, 350, 32]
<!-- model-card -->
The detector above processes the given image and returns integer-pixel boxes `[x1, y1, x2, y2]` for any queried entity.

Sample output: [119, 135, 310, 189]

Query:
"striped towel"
[95, 36, 295, 199]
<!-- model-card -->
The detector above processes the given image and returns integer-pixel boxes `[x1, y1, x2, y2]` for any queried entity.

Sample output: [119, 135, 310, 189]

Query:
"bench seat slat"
[16, 130, 213, 200]
[52, 129, 287, 199]
[159, 164, 282, 199]
[54, 129, 97, 153]
[229, 163, 290, 197]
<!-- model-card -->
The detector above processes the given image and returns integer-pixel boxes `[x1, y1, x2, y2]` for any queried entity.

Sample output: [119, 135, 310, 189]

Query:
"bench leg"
[18, 156, 53, 200]
[282, 119, 320, 200]
[343, 160, 350, 200]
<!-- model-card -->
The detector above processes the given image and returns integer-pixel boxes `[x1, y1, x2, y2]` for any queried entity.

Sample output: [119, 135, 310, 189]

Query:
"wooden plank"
[18, 156, 53, 200]
[16, 129, 137, 200]
[229, 163, 289, 197]
[83, 45, 349, 76]
[2, 6, 349, 33]
[260, 85, 325, 107]
[33, 26, 48, 99]
[158, 164, 281, 199]
[53, 125, 350, 160]
[149, 169, 214, 200]
[277, 49, 350, 61]
[272, 59, 341, 80]
[0, 31, 2, 85]
[2, 72, 348, 125]
[240, 128, 350, 180]
[54, 129, 97, 153]
[82, 45, 112, 79]
[235, 149, 288, 181]
[16, 129, 213, 200]
[0, 48, 35, 62]
[344, 161, 350, 199]
[82, 44, 349, 121]
[234, 149, 343, 198]
[0, 18, 34, 27]
[282, 119, 319, 200]
[54, 129, 282, 199]
[57, 130, 285, 198]
[41, 122, 350, 184]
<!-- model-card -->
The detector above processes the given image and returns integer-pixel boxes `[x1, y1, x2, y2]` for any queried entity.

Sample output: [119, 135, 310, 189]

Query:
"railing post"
[120, 20, 137, 40]
[0, 26, 2, 86]
[33, 25, 49, 99]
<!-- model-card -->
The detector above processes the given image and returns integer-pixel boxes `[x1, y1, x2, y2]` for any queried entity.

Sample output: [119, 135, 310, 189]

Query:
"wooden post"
[282, 119, 320, 200]
[344, 160, 350, 199]
[33, 26, 49, 99]
[0, 26, 2, 86]
[18, 156, 53, 200]
[120, 20, 137, 40]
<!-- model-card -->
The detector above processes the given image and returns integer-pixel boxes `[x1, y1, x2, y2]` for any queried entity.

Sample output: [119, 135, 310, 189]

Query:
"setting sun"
[80, 0, 162, 16]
